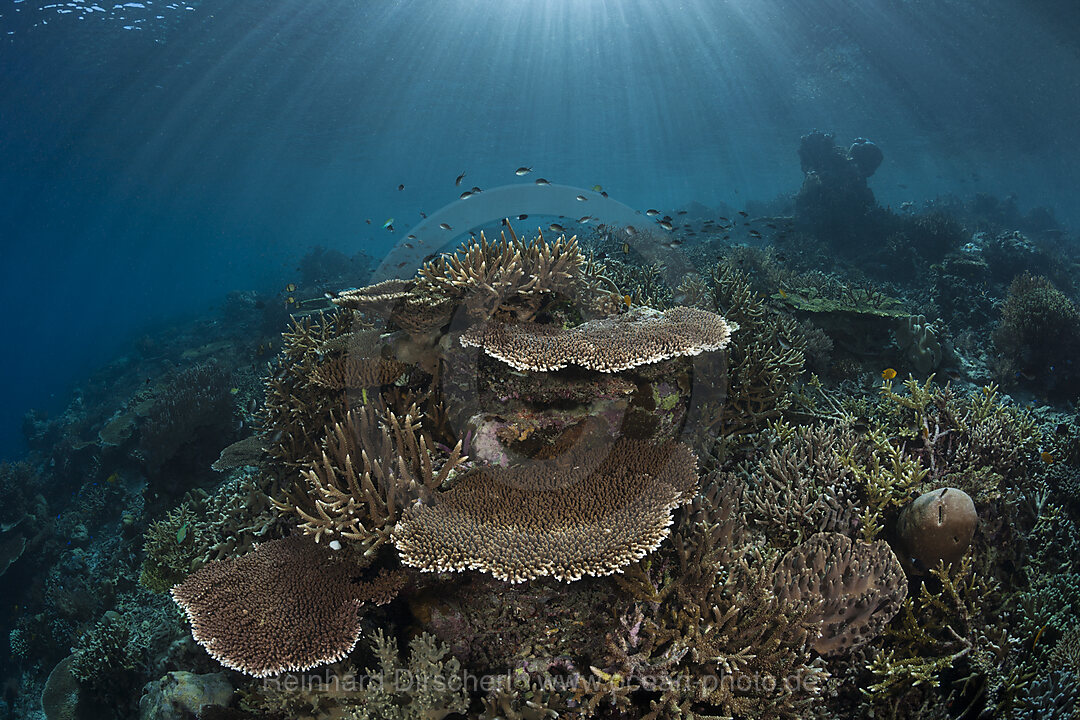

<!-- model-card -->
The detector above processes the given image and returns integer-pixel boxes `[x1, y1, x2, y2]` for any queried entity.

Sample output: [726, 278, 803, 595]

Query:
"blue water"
[2, 0, 1078, 459]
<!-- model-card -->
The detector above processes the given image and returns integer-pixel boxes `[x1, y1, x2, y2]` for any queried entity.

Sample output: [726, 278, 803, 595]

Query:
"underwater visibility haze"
[2, 0, 1080, 718]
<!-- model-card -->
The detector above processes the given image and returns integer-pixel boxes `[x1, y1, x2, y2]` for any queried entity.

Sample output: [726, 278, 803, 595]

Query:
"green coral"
[140, 470, 282, 593]
[993, 273, 1080, 391]
[348, 630, 469, 720]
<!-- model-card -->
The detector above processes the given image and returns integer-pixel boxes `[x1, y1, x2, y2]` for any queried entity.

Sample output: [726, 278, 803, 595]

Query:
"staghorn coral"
[260, 309, 368, 475]
[459, 305, 737, 373]
[345, 630, 469, 720]
[773, 532, 908, 656]
[393, 437, 698, 583]
[280, 403, 464, 554]
[708, 261, 807, 436]
[740, 419, 861, 547]
[605, 472, 828, 720]
[171, 534, 406, 677]
[368, 229, 611, 333]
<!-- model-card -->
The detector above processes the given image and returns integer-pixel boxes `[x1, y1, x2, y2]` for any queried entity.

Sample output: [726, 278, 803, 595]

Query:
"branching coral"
[346, 630, 469, 720]
[280, 404, 465, 555]
[707, 261, 807, 436]
[739, 419, 861, 547]
[140, 470, 282, 592]
[139, 361, 233, 471]
[993, 272, 1080, 392]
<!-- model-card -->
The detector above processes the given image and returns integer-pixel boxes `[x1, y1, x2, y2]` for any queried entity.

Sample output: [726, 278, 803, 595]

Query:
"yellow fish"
[105, 472, 120, 484]
[778, 288, 787, 298]
[284, 283, 297, 293]
[592, 184, 603, 192]
[623, 295, 632, 309]
[1041, 451, 1055, 464]
[230, 387, 240, 395]
[881, 368, 897, 380]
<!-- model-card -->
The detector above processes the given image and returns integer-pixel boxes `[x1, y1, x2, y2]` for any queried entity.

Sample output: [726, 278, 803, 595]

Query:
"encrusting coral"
[171, 534, 406, 677]
[773, 531, 908, 656]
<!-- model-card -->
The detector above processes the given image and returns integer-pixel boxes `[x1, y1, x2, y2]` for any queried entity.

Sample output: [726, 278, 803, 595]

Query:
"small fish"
[549, 223, 566, 233]
[365, 218, 371, 224]
[658, 221, 674, 231]
[600, 191, 608, 197]
[420, 211, 427, 219]
[881, 368, 897, 380]
[397, 261, 408, 268]
[576, 195, 588, 202]
[515, 166, 532, 175]
[1041, 451, 1056, 464]
[621, 241, 630, 253]
[577, 216, 592, 223]
[176, 523, 189, 544]
[625, 226, 638, 236]
[385, 224, 394, 233]
[324, 291, 338, 299]
[286, 296, 296, 305]
[455, 171, 466, 186]
[471, 186, 481, 193]
[105, 472, 120, 484]
[460, 191, 473, 199]
[404, 243, 413, 249]
[382, 218, 394, 229]
[778, 288, 787, 298]
[397, 184, 404, 191]
[718, 216, 729, 222]
[284, 283, 297, 293]
[623, 295, 632, 308]
[646, 209, 660, 217]
[407, 234, 417, 240]
[591, 184, 603, 192]
[535, 178, 551, 186]
[677, 210, 687, 215]
[440, 223, 452, 230]
[738, 210, 748, 217]
[230, 387, 240, 395]
[517, 214, 529, 220]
